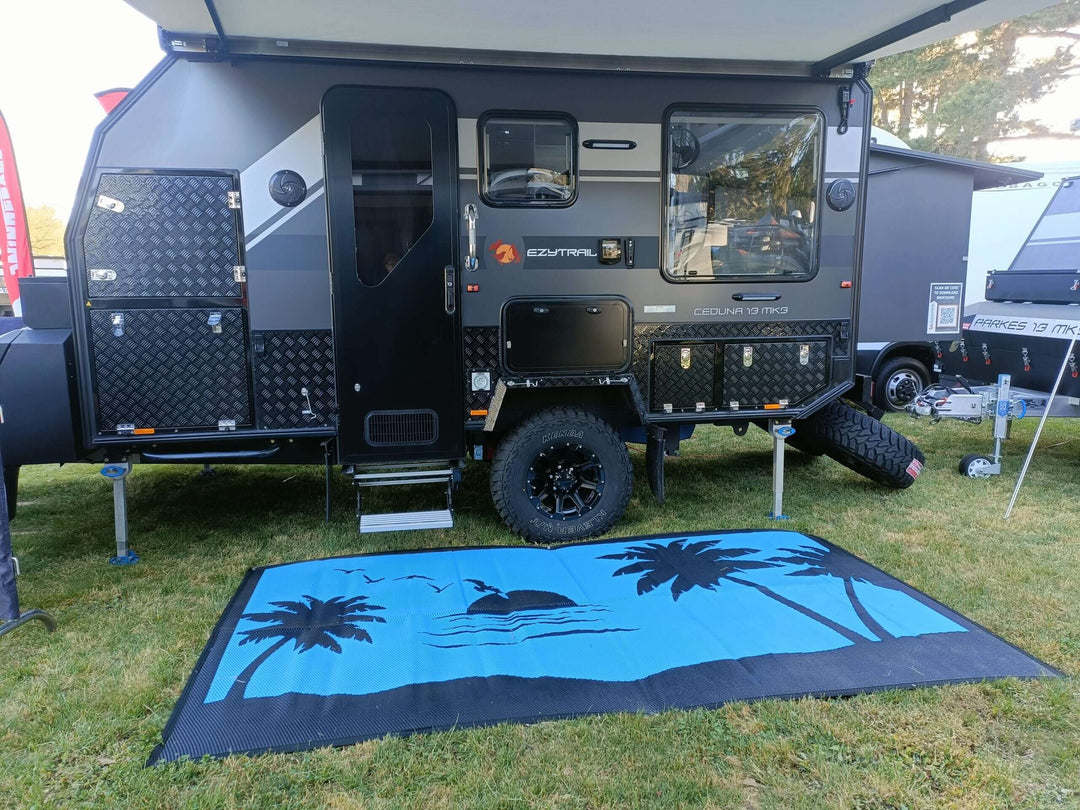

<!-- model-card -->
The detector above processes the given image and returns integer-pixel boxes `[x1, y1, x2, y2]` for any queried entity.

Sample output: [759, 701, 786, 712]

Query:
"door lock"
[444, 266, 456, 314]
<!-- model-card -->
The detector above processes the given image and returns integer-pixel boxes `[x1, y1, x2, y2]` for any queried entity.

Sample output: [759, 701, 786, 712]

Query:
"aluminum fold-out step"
[359, 509, 454, 534]
[353, 465, 456, 535]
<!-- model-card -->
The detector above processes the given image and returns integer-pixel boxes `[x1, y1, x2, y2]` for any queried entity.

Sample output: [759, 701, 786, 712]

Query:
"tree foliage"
[25, 205, 65, 257]
[872, 0, 1080, 160]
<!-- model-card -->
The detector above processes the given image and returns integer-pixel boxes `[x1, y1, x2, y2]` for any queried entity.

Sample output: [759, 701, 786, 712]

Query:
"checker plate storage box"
[722, 340, 829, 408]
[650, 343, 716, 412]
[90, 308, 251, 432]
[84, 172, 242, 299]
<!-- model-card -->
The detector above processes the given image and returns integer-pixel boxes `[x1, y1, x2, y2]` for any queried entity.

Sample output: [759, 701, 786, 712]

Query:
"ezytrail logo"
[489, 240, 521, 265]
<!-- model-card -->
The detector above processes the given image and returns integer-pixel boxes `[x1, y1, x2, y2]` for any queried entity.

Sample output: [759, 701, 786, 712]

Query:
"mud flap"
[646, 424, 666, 504]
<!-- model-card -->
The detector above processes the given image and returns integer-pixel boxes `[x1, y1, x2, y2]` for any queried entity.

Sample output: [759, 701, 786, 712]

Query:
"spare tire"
[793, 401, 924, 489]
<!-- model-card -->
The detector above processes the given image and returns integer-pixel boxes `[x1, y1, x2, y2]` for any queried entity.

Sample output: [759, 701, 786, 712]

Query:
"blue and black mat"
[150, 530, 1057, 764]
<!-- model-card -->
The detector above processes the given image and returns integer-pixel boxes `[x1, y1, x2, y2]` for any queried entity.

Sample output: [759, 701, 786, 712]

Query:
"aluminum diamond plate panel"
[252, 330, 336, 430]
[84, 173, 242, 299]
[722, 340, 829, 408]
[633, 321, 846, 413]
[463, 326, 501, 416]
[651, 343, 716, 412]
[90, 308, 251, 432]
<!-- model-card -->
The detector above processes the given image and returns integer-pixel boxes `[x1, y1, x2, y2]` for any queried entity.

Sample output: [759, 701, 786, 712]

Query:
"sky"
[1, 1, 1078, 223]
[0, 1, 162, 219]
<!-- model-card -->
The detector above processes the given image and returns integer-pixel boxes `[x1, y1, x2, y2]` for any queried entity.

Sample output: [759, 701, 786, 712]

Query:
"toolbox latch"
[207, 312, 223, 333]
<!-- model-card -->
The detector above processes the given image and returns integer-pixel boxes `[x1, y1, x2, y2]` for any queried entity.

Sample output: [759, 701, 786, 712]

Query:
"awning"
[122, 0, 1056, 74]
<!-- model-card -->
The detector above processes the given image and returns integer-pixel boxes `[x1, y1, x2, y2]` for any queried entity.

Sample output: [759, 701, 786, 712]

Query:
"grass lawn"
[1, 414, 1077, 808]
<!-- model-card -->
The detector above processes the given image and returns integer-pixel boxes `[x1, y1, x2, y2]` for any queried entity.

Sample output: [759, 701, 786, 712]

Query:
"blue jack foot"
[109, 550, 140, 566]
[768, 513, 790, 521]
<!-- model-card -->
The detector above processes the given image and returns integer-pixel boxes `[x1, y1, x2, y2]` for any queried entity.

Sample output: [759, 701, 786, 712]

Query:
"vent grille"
[365, 410, 439, 446]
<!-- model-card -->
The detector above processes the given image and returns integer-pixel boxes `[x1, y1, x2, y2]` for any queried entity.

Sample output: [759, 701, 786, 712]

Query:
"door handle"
[731, 293, 781, 301]
[444, 266, 456, 314]
[464, 204, 478, 271]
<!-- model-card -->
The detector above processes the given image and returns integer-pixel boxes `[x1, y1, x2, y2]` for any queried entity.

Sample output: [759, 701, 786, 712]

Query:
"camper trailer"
[857, 144, 1040, 411]
[1, 0, 1047, 547]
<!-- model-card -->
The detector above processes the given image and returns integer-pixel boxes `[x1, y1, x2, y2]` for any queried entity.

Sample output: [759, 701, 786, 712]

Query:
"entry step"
[353, 464, 458, 535]
[359, 509, 455, 534]
[352, 468, 455, 487]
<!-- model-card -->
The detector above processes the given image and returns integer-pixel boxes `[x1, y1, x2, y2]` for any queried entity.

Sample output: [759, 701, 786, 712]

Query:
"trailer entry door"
[324, 87, 463, 464]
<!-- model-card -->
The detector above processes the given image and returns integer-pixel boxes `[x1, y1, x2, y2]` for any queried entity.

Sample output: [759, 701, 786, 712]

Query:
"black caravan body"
[940, 176, 1080, 399]
[0, 0, 1053, 541]
[857, 144, 1041, 411]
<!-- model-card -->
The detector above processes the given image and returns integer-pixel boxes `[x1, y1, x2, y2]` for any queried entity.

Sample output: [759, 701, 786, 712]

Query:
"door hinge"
[233, 265, 246, 283]
[227, 190, 241, 209]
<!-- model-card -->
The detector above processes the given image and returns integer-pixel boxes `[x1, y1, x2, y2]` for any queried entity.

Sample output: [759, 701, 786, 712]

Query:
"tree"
[225, 594, 386, 702]
[24, 205, 66, 257]
[872, 0, 1080, 160]
[598, 538, 867, 644]
[769, 545, 899, 641]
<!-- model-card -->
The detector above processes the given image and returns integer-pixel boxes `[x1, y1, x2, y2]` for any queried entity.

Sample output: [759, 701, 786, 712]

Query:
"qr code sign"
[936, 304, 959, 329]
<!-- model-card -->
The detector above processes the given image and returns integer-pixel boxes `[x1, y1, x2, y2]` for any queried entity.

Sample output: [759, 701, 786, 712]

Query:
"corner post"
[101, 462, 139, 565]
[769, 420, 795, 520]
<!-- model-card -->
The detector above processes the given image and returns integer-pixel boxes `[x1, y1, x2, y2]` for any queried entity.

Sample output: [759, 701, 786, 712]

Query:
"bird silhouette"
[427, 582, 451, 594]
[363, 574, 385, 584]
[395, 575, 435, 582]
[465, 578, 503, 596]
[335, 568, 365, 575]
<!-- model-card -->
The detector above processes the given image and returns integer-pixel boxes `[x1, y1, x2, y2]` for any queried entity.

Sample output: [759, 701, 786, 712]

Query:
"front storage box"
[84, 172, 243, 299]
[89, 308, 251, 432]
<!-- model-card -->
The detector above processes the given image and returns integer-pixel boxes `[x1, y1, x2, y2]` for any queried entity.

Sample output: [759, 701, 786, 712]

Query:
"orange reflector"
[133, 428, 156, 435]
[763, 403, 782, 410]
[466, 284, 480, 293]
[840, 280, 853, 288]
[469, 409, 489, 417]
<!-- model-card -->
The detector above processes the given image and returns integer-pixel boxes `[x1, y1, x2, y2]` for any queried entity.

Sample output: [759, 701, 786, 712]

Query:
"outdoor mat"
[150, 529, 1058, 764]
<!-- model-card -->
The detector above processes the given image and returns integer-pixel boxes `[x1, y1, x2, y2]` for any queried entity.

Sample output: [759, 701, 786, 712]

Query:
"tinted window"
[481, 115, 576, 206]
[350, 118, 434, 286]
[665, 110, 822, 281]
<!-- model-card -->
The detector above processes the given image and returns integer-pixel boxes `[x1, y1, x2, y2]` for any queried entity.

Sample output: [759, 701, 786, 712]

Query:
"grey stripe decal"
[246, 183, 326, 251]
[245, 178, 326, 246]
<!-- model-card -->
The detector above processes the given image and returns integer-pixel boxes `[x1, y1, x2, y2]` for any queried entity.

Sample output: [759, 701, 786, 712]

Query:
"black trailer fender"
[482, 376, 647, 435]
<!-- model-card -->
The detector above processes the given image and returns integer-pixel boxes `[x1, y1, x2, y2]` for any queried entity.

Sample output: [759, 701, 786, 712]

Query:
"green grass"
[1, 414, 1078, 809]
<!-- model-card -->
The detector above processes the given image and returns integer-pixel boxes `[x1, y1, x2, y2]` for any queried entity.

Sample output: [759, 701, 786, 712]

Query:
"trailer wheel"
[874, 357, 930, 412]
[794, 401, 925, 489]
[958, 454, 995, 478]
[490, 407, 632, 543]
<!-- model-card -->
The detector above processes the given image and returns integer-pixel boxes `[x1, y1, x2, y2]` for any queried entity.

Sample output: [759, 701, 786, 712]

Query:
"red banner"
[0, 109, 34, 317]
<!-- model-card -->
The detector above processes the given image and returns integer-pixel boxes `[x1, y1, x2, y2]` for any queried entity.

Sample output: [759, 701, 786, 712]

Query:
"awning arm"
[811, 0, 986, 76]
[203, 0, 230, 53]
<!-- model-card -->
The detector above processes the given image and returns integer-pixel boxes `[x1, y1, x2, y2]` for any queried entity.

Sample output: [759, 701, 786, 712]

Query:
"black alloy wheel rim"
[526, 442, 606, 520]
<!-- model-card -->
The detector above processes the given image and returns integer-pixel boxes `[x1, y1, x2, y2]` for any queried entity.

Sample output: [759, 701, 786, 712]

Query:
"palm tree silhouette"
[769, 545, 896, 641]
[599, 539, 865, 644]
[225, 594, 386, 702]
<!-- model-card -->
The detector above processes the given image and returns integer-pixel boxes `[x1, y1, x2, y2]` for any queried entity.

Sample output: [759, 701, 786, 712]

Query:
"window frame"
[477, 110, 579, 209]
[660, 104, 827, 285]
